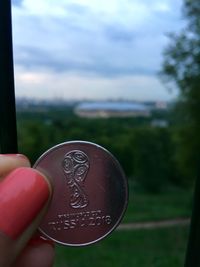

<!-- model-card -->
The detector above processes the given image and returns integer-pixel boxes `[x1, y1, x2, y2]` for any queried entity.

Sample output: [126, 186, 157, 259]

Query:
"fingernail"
[0, 167, 50, 239]
[28, 233, 55, 247]
[0, 154, 28, 159]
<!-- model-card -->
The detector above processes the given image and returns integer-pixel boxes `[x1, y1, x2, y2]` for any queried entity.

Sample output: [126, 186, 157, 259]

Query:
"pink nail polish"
[0, 167, 50, 239]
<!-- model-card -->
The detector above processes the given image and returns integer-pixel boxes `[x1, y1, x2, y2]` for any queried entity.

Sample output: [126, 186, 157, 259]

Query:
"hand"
[0, 154, 55, 267]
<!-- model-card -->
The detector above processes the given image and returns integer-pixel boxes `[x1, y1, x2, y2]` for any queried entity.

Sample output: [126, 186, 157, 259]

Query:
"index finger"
[0, 154, 31, 178]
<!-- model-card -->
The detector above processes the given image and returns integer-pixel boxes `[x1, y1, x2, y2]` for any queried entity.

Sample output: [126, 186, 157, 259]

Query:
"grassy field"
[54, 226, 189, 267]
[123, 181, 193, 223]
[52, 183, 193, 267]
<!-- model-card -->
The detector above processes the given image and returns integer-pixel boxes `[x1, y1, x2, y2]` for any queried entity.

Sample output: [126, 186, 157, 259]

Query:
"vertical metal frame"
[0, 0, 18, 153]
[184, 172, 200, 266]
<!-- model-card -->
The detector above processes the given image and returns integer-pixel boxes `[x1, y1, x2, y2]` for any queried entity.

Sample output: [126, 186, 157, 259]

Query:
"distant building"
[155, 101, 168, 110]
[75, 101, 151, 118]
[151, 119, 168, 128]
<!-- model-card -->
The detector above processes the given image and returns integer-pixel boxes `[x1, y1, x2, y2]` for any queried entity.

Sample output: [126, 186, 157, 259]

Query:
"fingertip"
[4, 154, 31, 167]
[0, 167, 51, 239]
[15, 242, 55, 267]
[0, 154, 31, 177]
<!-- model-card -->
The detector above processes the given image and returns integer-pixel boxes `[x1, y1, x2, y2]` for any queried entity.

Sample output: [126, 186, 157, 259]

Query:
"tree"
[160, 0, 200, 183]
[132, 127, 173, 193]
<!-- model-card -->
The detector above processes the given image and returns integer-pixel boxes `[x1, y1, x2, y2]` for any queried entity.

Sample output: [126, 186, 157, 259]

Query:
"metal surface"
[0, 0, 18, 153]
[184, 170, 200, 267]
[34, 141, 128, 246]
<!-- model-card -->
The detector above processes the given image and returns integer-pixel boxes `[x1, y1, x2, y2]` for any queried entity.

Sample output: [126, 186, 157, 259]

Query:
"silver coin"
[34, 141, 128, 246]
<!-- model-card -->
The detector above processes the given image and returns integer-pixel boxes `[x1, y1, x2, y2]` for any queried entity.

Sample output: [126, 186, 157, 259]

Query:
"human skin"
[0, 154, 55, 267]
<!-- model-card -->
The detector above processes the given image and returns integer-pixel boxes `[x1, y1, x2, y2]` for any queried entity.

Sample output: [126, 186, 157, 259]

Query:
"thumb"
[0, 167, 52, 266]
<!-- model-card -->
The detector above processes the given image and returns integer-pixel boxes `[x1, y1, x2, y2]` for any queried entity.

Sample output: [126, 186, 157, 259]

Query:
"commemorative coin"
[34, 141, 128, 246]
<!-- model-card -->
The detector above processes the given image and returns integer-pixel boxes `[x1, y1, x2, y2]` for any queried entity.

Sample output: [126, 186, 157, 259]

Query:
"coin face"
[34, 141, 128, 246]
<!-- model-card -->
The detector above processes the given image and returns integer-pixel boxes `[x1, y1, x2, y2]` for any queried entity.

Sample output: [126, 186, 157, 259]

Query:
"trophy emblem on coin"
[62, 150, 89, 209]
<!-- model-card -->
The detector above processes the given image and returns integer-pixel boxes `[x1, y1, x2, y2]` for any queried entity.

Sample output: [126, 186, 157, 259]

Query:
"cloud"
[12, 0, 183, 100]
[12, 0, 23, 7]
[103, 24, 135, 43]
[15, 66, 177, 101]
[12, 16, 167, 77]
[66, 3, 90, 15]
[14, 43, 158, 77]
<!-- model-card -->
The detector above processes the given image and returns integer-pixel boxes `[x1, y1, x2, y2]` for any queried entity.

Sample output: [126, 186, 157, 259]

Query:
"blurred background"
[12, 0, 200, 266]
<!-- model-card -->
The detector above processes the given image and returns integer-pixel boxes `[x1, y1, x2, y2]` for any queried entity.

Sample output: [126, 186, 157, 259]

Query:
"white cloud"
[15, 66, 177, 101]
[12, 0, 183, 100]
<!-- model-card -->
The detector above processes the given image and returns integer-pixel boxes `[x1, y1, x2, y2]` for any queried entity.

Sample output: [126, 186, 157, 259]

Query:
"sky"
[11, 0, 184, 101]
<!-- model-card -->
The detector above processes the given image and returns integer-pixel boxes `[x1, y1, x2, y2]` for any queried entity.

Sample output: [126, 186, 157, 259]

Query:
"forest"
[16, 102, 193, 194]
